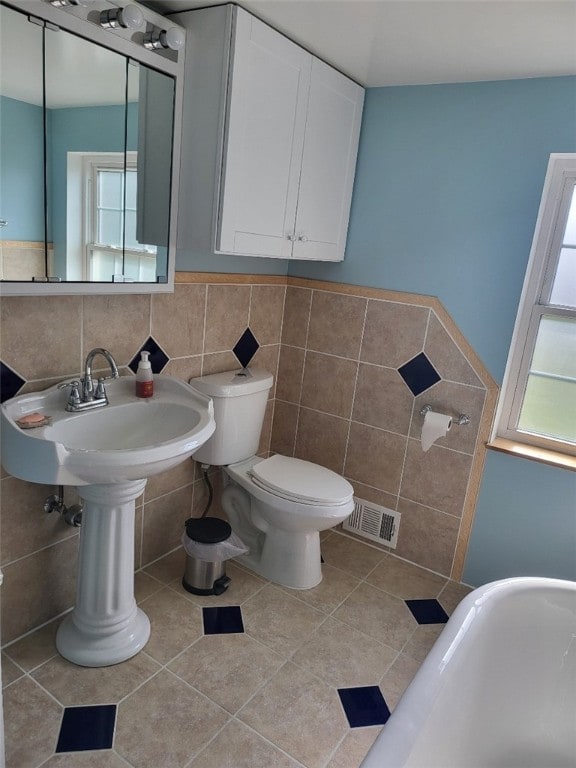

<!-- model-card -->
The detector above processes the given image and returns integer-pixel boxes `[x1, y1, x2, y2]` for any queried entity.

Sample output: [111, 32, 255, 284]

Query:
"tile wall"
[0, 274, 497, 645]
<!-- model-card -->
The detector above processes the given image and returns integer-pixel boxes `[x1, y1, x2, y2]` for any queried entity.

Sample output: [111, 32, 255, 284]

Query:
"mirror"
[0, 1, 182, 293]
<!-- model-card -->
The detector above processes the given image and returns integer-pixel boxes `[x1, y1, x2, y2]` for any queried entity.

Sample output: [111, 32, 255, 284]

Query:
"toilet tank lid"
[190, 368, 273, 397]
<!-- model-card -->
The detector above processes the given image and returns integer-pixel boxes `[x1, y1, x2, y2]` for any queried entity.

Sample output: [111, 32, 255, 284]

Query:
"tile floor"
[2, 532, 472, 768]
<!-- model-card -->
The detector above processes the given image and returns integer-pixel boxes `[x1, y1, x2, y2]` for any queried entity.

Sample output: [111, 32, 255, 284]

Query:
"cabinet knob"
[297, 234, 308, 242]
[286, 233, 295, 242]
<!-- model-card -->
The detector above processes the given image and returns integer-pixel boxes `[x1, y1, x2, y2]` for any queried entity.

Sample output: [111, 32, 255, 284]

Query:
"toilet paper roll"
[421, 410, 452, 452]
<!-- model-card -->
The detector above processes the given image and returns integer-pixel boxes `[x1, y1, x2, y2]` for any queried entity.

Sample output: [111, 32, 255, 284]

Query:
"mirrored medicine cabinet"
[0, 0, 185, 295]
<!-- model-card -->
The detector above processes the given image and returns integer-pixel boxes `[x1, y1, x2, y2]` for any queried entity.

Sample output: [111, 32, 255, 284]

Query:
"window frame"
[492, 153, 576, 459]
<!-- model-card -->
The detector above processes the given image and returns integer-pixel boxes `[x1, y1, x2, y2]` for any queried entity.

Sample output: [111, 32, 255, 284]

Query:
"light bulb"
[99, 4, 144, 30]
[143, 25, 185, 51]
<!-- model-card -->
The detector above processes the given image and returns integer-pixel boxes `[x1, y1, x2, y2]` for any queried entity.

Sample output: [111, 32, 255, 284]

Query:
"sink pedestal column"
[56, 479, 149, 667]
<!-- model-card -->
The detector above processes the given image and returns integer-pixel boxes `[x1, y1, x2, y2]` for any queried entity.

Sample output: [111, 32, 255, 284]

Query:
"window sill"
[487, 438, 576, 472]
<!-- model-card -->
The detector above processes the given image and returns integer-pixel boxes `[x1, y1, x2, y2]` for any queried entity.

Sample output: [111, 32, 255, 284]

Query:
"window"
[493, 154, 576, 460]
[66, 152, 157, 282]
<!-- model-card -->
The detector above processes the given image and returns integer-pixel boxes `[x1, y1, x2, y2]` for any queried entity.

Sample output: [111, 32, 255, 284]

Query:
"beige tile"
[249, 284, 285, 345]
[438, 579, 474, 616]
[301, 352, 358, 418]
[141, 484, 193, 566]
[334, 582, 417, 651]
[189, 718, 301, 768]
[0, 295, 82, 379]
[31, 651, 160, 706]
[402, 623, 445, 662]
[395, 498, 460, 576]
[176, 561, 266, 608]
[278, 562, 360, 614]
[360, 300, 429, 368]
[276, 345, 305, 403]
[400, 439, 473, 517]
[294, 407, 349, 474]
[3, 620, 58, 672]
[1, 537, 78, 644]
[83, 294, 150, 368]
[344, 422, 406, 495]
[379, 652, 421, 710]
[115, 670, 229, 768]
[152, 283, 206, 357]
[0, 476, 78, 564]
[143, 548, 186, 584]
[242, 584, 326, 657]
[201, 350, 240, 376]
[413, 380, 486, 455]
[134, 570, 164, 603]
[321, 533, 386, 579]
[144, 459, 195, 502]
[41, 752, 129, 767]
[204, 284, 251, 353]
[425, 313, 483, 387]
[138, 587, 203, 664]
[366, 556, 446, 599]
[238, 661, 349, 768]
[292, 617, 397, 687]
[169, 633, 284, 714]
[307, 291, 366, 358]
[281, 286, 312, 347]
[271, 400, 299, 457]
[1, 653, 24, 688]
[251, 343, 280, 391]
[3, 676, 63, 768]
[163, 354, 203, 382]
[353, 363, 413, 435]
[348, 481, 398, 513]
[326, 728, 382, 768]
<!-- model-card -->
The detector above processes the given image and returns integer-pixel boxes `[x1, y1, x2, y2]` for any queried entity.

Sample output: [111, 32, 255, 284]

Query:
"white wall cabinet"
[177, 4, 364, 262]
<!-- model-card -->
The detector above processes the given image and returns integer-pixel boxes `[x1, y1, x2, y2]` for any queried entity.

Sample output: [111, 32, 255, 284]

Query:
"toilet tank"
[189, 368, 273, 465]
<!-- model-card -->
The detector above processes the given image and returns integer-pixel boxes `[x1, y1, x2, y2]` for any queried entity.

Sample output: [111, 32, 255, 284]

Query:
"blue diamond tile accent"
[0, 361, 25, 403]
[56, 705, 116, 753]
[129, 337, 169, 375]
[405, 598, 449, 625]
[233, 327, 260, 368]
[203, 606, 245, 634]
[398, 352, 441, 396]
[338, 686, 390, 728]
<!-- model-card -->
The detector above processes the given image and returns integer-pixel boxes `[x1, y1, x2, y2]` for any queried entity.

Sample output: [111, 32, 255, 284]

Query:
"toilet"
[189, 368, 354, 589]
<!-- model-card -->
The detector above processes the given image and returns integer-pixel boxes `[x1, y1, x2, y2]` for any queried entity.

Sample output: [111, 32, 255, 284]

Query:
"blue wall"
[291, 76, 576, 585]
[0, 96, 44, 241]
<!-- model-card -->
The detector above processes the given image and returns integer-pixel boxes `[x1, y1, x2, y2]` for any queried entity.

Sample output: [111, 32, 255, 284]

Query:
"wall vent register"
[343, 499, 400, 549]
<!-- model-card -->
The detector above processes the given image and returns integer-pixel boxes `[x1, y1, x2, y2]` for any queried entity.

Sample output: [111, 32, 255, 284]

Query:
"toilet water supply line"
[44, 487, 83, 527]
[200, 464, 213, 518]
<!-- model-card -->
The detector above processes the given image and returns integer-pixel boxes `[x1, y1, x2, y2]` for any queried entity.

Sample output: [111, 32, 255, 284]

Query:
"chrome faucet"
[59, 347, 120, 412]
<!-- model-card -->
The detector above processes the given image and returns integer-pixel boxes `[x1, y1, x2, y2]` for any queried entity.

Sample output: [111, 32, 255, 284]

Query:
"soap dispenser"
[136, 351, 153, 398]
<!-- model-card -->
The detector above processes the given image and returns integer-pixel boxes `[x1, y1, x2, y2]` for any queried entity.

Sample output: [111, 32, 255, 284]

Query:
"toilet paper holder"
[420, 404, 471, 426]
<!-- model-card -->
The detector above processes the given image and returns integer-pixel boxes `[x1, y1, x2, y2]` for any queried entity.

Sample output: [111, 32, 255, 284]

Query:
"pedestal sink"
[1, 376, 215, 667]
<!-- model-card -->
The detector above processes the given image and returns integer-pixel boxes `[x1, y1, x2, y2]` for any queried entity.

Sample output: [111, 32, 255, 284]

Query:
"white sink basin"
[1, 375, 215, 485]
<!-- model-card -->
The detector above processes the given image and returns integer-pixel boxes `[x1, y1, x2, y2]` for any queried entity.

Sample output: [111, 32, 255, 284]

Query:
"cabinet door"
[292, 58, 364, 261]
[217, 9, 311, 258]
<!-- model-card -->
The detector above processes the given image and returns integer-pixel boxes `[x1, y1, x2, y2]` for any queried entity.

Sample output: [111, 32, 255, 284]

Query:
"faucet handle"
[58, 380, 82, 407]
[95, 378, 107, 400]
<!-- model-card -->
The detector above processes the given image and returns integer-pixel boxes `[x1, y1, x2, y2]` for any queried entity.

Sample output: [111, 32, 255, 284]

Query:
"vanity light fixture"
[143, 26, 185, 51]
[99, 4, 144, 30]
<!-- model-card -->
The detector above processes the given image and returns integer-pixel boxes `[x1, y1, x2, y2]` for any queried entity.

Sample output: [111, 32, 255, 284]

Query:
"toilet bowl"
[189, 368, 354, 589]
[222, 455, 353, 588]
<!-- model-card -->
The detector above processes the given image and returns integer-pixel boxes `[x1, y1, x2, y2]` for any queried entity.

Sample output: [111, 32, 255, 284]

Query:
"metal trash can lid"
[185, 517, 231, 544]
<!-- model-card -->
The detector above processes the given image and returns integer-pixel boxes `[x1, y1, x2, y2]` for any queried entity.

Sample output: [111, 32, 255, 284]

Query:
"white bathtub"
[361, 577, 576, 768]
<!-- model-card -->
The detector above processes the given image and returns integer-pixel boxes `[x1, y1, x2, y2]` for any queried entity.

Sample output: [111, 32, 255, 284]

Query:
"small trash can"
[182, 517, 232, 595]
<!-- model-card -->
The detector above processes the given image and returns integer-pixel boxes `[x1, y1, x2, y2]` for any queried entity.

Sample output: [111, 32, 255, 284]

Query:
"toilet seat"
[249, 455, 353, 507]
